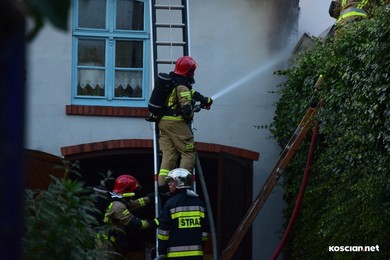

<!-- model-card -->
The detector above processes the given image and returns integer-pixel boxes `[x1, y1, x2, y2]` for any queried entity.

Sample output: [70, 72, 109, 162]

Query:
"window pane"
[115, 40, 143, 68]
[78, 39, 105, 67]
[77, 69, 105, 96]
[116, 0, 144, 30]
[78, 0, 106, 29]
[115, 70, 142, 98]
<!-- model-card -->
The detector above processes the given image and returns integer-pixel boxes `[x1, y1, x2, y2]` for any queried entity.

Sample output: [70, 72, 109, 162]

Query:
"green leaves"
[23, 162, 113, 260]
[272, 4, 390, 259]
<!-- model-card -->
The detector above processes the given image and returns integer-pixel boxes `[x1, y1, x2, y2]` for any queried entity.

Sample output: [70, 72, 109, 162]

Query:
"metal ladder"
[149, 0, 190, 258]
[150, 3, 218, 259]
[151, 0, 190, 75]
[149, 0, 191, 202]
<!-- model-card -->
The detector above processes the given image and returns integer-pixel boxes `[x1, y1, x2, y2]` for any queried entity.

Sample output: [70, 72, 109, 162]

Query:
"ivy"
[272, 4, 390, 259]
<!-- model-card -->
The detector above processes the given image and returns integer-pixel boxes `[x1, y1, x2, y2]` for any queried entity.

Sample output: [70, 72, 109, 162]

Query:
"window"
[72, 0, 150, 107]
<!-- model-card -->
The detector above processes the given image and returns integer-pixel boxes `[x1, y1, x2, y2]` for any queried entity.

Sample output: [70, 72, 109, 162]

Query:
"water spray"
[211, 51, 289, 101]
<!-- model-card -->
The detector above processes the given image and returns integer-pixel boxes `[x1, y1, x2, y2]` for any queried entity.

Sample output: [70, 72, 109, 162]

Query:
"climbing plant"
[271, 4, 389, 259]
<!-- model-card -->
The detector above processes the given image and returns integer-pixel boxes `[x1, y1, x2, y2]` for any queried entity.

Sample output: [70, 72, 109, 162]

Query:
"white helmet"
[167, 168, 192, 189]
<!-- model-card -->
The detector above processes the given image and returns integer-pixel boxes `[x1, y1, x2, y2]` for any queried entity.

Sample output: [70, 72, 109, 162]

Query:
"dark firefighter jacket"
[158, 189, 210, 259]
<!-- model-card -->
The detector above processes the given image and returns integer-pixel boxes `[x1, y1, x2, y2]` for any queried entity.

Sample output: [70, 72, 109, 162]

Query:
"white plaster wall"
[188, 1, 293, 259]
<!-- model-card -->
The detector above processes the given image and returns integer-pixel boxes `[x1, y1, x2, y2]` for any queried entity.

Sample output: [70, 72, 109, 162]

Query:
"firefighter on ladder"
[157, 56, 213, 193]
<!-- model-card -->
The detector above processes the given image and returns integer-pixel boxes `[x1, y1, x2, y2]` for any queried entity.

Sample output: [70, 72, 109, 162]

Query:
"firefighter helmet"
[167, 168, 192, 189]
[113, 174, 140, 194]
[174, 56, 197, 77]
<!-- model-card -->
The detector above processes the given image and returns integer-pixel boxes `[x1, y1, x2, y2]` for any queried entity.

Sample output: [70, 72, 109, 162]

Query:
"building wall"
[189, 1, 297, 258]
[26, 22, 151, 156]
[24, 0, 332, 259]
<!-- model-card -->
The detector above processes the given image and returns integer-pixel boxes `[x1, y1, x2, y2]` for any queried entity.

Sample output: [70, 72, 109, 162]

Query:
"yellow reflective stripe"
[138, 198, 146, 207]
[167, 88, 177, 107]
[103, 202, 114, 223]
[342, 0, 347, 8]
[96, 233, 116, 242]
[159, 168, 170, 176]
[167, 250, 203, 258]
[180, 91, 192, 101]
[185, 143, 194, 151]
[338, 11, 367, 20]
[122, 192, 135, 198]
[123, 209, 130, 216]
[158, 234, 170, 240]
[171, 210, 205, 219]
[161, 115, 184, 121]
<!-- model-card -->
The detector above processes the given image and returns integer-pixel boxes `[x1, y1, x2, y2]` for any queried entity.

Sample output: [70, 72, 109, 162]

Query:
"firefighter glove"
[201, 97, 213, 110]
[146, 192, 155, 200]
[147, 218, 159, 229]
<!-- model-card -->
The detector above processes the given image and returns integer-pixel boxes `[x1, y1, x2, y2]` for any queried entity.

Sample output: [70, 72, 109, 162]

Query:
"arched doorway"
[57, 138, 259, 259]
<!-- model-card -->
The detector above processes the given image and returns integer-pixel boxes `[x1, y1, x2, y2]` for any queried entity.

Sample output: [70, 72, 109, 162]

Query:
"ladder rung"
[156, 41, 186, 46]
[155, 23, 185, 28]
[156, 59, 176, 64]
[154, 4, 184, 10]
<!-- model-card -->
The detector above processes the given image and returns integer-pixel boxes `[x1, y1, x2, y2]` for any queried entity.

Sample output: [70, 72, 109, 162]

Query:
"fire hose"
[271, 121, 320, 259]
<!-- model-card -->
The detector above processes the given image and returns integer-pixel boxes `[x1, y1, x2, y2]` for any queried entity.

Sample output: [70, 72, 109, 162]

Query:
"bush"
[23, 162, 114, 260]
[272, 4, 390, 259]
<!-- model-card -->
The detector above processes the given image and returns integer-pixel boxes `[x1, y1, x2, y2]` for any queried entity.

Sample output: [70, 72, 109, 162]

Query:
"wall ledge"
[66, 105, 149, 118]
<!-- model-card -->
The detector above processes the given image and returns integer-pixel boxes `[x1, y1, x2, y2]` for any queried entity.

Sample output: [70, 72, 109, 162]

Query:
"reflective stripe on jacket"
[157, 191, 210, 258]
[337, 0, 369, 22]
[161, 85, 193, 121]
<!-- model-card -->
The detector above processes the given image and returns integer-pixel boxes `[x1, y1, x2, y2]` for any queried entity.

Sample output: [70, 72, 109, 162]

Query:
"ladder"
[150, 0, 190, 203]
[220, 75, 324, 260]
[151, 0, 190, 75]
[150, 0, 190, 257]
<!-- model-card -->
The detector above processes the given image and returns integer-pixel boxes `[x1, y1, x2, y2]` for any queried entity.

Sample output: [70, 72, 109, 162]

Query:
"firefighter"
[157, 168, 210, 259]
[328, 0, 379, 30]
[157, 56, 213, 191]
[101, 174, 158, 259]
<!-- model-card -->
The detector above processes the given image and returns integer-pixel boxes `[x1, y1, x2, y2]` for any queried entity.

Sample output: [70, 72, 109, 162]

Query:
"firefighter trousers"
[158, 119, 195, 186]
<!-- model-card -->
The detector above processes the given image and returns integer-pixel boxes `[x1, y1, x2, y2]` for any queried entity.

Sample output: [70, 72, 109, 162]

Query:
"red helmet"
[174, 56, 197, 77]
[113, 174, 140, 194]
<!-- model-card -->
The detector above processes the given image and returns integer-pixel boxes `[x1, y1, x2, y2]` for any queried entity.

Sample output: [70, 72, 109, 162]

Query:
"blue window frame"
[72, 0, 150, 107]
